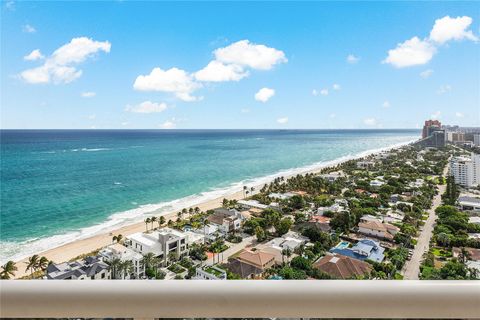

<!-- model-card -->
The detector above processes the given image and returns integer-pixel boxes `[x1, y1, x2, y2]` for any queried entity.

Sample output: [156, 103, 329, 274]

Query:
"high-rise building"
[474, 134, 480, 147]
[450, 153, 480, 187]
[422, 119, 442, 139]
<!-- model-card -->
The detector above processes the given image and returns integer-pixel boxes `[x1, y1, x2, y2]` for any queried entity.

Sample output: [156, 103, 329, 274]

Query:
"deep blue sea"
[0, 129, 419, 262]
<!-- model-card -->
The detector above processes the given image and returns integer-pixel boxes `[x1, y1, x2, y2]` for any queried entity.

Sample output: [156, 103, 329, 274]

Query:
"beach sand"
[12, 140, 415, 279]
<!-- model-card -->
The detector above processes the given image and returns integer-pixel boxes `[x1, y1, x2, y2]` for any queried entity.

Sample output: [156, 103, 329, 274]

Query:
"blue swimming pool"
[336, 241, 350, 249]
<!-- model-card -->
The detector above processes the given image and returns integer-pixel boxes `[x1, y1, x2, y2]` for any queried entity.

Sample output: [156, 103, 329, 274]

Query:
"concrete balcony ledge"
[1, 280, 479, 319]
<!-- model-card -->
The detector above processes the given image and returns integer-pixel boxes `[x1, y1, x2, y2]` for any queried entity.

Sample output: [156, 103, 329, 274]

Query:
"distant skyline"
[1, 1, 479, 129]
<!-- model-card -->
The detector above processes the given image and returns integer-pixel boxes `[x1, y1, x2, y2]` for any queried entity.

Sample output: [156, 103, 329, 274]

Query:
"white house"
[100, 243, 145, 279]
[125, 228, 188, 265]
[194, 266, 227, 280]
[370, 179, 385, 188]
[237, 199, 268, 210]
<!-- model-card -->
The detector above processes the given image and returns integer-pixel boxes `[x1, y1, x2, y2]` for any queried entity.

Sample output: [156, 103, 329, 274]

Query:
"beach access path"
[402, 162, 449, 280]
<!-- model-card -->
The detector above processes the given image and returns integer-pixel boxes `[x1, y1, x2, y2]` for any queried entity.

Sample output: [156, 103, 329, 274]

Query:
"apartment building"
[450, 153, 480, 187]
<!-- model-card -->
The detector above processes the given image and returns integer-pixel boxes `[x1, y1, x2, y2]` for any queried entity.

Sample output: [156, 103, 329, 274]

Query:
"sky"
[1, 1, 479, 129]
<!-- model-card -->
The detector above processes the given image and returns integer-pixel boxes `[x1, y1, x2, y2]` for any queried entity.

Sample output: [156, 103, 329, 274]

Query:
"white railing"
[1, 280, 479, 319]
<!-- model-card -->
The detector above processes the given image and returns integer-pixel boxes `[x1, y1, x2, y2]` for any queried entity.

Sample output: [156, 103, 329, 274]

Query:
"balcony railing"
[1, 280, 479, 318]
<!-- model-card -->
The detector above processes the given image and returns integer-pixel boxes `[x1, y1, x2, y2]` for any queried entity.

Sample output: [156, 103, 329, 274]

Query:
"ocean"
[0, 129, 419, 263]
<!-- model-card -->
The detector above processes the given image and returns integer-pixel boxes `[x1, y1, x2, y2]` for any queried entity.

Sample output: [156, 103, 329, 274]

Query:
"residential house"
[313, 254, 372, 279]
[226, 249, 275, 279]
[356, 161, 375, 169]
[330, 239, 385, 263]
[370, 179, 385, 188]
[46, 256, 110, 280]
[319, 171, 345, 183]
[99, 243, 144, 279]
[237, 199, 268, 210]
[194, 266, 227, 280]
[207, 208, 242, 234]
[125, 228, 188, 266]
[358, 220, 399, 241]
[458, 196, 480, 212]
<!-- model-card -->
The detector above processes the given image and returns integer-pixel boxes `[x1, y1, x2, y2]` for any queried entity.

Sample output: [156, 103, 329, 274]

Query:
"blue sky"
[1, 1, 479, 129]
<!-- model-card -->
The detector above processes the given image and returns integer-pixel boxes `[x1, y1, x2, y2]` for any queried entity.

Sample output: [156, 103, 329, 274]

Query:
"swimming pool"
[335, 241, 350, 249]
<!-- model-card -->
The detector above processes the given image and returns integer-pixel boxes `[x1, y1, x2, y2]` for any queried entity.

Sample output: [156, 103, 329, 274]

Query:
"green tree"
[0, 261, 17, 279]
[255, 226, 266, 242]
[275, 218, 293, 236]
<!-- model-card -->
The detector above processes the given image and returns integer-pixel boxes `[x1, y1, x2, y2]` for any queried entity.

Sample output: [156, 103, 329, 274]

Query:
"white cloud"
[384, 16, 477, 68]
[214, 40, 287, 70]
[420, 69, 434, 79]
[429, 16, 478, 44]
[332, 84, 341, 90]
[125, 101, 168, 113]
[160, 119, 176, 129]
[241, 108, 250, 113]
[87, 114, 96, 120]
[255, 87, 275, 102]
[133, 67, 201, 102]
[22, 24, 36, 33]
[134, 40, 285, 102]
[121, 122, 129, 126]
[455, 112, 464, 118]
[383, 37, 437, 68]
[363, 118, 377, 126]
[437, 84, 452, 94]
[347, 54, 360, 64]
[20, 37, 111, 84]
[277, 117, 288, 124]
[431, 111, 441, 119]
[320, 89, 329, 96]
[24, 49, 44, 61]
[81, 91, 96, 98]
[382, 100, 391, 108]
[5, 1, 15, 10]
[329, 113, 336, 119]
[312, 89, 318, 96]
[194, 60, 248, 82]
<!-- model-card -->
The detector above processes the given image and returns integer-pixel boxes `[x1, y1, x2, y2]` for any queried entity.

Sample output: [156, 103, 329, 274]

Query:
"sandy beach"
[11, 140, 415, 279]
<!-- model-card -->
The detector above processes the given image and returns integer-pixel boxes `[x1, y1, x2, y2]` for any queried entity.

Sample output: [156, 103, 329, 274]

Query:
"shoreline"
[10, 138, 418, 278]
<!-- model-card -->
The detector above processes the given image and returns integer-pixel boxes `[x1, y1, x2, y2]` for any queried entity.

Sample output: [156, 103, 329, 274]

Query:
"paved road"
[403, 164, 449, 280]
[205, 235, 256, 266]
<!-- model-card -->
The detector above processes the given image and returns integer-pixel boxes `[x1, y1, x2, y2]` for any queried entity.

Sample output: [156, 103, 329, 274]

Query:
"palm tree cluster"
[24, 254, 50, 278]
[144, 215, 167, 232]
[106, 258, 134, 279]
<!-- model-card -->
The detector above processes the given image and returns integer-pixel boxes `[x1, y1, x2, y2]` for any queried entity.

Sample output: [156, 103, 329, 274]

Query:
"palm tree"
[107, 258, 122, 279]
[158, 216, 166, 228]
[194, 207, 200, 214]
[150, 216, 157, 229]
[119, 260, 134, 279]
[25, 254, 40, 278]
[0, 261, 17, 279]
[144, 218, 151, 232]
[251, 187, 255, 194]
[112, 235, 117, 243]
[37, 256, 49, 272]
[222, 198, 229, 208]
[243, 186, 247, 198]
[140, 252, 158, 273]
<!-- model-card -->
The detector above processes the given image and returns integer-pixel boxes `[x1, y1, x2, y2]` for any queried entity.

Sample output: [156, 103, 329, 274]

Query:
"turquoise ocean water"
[0, 129, 419, 262]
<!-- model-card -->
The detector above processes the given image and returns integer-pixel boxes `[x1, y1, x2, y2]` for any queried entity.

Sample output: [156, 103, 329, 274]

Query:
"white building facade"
[450, 153, 480, 187]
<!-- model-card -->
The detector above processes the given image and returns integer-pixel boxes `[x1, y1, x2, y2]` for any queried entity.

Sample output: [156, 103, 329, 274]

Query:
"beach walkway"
[402, 164, 449, 280]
